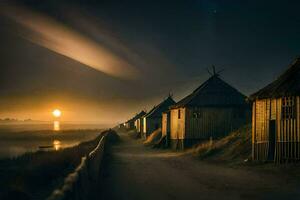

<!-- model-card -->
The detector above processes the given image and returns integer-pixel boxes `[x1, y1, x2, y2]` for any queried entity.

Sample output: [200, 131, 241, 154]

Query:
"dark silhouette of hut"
[118, 123, 125, 129]
[169, 72, 250, 149]
[142, 96, 176, 139]
[125, 111, 146, 130]
[249, 58, 300, 162]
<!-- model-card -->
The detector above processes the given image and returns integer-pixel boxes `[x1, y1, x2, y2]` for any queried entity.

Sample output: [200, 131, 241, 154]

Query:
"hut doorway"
[268, 120, 276, 160]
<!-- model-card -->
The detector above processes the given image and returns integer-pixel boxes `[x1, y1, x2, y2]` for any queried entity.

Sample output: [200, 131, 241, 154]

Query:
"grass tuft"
[193, 124, 252, 164]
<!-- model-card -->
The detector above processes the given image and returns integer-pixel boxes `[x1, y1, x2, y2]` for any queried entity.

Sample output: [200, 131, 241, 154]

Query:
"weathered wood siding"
[170, 108, 185, 140]
[253, 96, 300, 162]
[140, 118, 144, 134]
[134, 120, 138, 130]
[142, 117, 146, 138]
[162, 113, 168, 136]
[170, 108, 186, 149]
[135, 118, 143, 133]
[170, 106, 249, 149]
[252, 101, 256, 159]
[252, 99, 269, 161]
[143, 117, 162, 139]
[184, 107, 249, 139]
[276, 96, 300, 161]
[162, 112, 171, 147]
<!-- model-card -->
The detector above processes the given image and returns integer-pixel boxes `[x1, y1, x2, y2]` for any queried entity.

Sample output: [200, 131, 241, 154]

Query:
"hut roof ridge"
[144, 96, 176, 118]
[249, 57, 300, 100]
[127, 110, 146, 123]
[171, 74, 247, 108]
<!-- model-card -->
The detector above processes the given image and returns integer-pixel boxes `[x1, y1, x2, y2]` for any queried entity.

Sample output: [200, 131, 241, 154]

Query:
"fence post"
[47, 133, 109, 200]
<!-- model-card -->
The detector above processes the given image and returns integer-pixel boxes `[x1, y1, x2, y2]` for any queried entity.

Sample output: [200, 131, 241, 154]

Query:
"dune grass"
[143, 128, 162, 146]
[0, 130, 107, 200]
[193, 125, 252, 164]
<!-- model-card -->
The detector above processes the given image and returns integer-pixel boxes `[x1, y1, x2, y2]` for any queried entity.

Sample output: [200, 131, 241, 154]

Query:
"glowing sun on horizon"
[52, 109, 62, 118]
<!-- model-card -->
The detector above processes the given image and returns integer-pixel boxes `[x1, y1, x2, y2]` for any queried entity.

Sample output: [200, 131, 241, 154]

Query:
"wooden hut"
[125, 111, 146, 130]
[118, 123, 125, 129]
[142, 96, 176, 139]
[125, 119, 135, 130]
[169, 73, 250, 149]
[249, 58, 300, 162]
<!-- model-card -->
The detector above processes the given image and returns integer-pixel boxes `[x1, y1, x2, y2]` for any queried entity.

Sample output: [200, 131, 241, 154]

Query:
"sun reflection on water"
[53, 121, 60, 131]
[53, 140, 61, 151]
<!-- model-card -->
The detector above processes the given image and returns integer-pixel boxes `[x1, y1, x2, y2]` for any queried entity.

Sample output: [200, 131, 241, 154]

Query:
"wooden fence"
[46, 134, 107, 200]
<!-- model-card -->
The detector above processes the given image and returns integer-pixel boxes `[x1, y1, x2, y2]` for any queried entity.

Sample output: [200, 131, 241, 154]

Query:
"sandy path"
[97, 131, 300, 200]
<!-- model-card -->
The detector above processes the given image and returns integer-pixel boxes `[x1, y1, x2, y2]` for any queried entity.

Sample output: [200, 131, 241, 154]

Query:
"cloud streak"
[0, 4, 139, 80]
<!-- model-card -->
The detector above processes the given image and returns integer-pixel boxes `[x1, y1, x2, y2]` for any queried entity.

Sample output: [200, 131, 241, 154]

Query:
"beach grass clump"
[193, 125, 252, 163]
[143, 128, 162, 146]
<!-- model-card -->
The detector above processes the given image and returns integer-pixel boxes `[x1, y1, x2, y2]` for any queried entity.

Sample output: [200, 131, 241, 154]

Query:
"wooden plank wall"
[253, 99, 269, 161]
[170, 108, 185, 140]
[140, 118, 144, 135]
[144, 117, 162, 137]
[170, 109, 177, 139]
[136, 119, 142, 133]
[277, 96, 300, 162]
[162, 113, 168, 136]
[252, 102, 256, 159]
[275, 98, 281, 162]
[142, 117, 146, 136]
[184, 107, 248, 139]
[298, 96, 300, 160]
[254, 96, 300, 162]
[134, 119, 139, 132]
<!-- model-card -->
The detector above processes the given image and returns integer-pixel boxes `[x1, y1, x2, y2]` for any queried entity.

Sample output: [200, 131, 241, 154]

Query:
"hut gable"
[250, 58, 300, 100]
[172, 74, 247, 109]
[142, 96, 176, 138]
[133, 111, 147, 121]
[125, 110, 146, 130]
[144, 96, 176, 118]
[169, 74, 250, 149]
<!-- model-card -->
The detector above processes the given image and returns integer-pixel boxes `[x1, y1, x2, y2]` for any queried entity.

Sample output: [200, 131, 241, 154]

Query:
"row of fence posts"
[47, 134, 108, 200]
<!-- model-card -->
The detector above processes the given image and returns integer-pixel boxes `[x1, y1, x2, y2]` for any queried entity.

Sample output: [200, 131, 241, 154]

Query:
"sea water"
[0, 123, 107, 159]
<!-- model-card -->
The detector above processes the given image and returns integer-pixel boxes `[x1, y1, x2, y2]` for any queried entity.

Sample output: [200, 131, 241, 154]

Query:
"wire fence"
[47, 133, 108, 200]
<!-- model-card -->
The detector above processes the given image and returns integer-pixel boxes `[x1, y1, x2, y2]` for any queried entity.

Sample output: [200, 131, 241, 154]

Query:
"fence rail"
[47, 134, 108, 200]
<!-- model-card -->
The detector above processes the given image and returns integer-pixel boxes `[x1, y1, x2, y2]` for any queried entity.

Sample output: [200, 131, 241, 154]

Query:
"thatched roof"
[126, 110, 146, 123]
[171, 74, 247, 109]
[144, 96, 176, 118]
[250, 57, 300, 100]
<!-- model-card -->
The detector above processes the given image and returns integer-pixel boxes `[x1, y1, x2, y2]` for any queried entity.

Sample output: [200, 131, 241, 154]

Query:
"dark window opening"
[282, 97, 296, 119]
[178, 109, 181, 119]
[193, 110, 202, 119]
[193, 112, 198, 118]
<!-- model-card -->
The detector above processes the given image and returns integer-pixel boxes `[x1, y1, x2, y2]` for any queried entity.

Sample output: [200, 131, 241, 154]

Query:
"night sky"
[1, 0, 300, 124]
